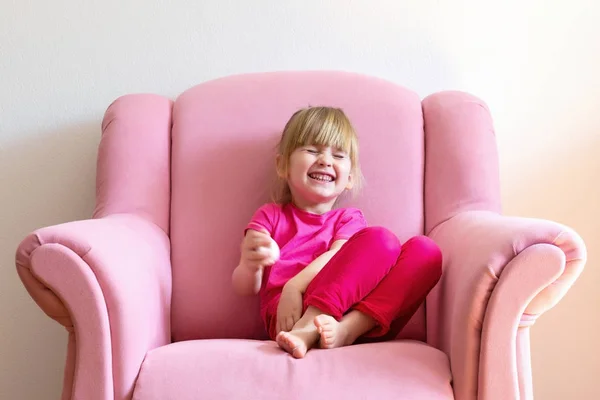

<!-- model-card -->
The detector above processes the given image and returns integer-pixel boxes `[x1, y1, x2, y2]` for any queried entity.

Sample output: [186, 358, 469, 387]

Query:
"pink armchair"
[15, 71, 586, 400]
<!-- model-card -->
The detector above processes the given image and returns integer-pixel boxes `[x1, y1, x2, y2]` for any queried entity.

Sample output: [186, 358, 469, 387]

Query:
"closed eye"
[333, 153, 347, 159]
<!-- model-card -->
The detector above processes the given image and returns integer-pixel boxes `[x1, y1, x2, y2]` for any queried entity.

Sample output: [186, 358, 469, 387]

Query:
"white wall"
[1, 1, 598, 398]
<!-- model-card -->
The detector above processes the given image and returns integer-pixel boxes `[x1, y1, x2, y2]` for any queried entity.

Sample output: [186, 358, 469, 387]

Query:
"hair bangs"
[295, 108, 355, 155]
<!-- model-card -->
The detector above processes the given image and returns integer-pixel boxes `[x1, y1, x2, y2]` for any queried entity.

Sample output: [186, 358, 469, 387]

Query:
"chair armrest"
[427, 211, 586, 400]
[15, 214, 172, 400]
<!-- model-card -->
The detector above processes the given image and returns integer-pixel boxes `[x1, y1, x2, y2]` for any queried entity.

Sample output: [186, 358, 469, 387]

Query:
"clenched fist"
[240, 229, 280, 272]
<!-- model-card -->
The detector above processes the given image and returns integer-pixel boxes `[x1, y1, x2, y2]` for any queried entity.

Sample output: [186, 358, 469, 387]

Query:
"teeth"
[309, 173, 333, 182]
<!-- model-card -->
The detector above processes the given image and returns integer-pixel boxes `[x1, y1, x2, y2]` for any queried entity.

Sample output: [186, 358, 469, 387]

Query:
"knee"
[355, 226, 401, 255]
[403, 236, 443, 278]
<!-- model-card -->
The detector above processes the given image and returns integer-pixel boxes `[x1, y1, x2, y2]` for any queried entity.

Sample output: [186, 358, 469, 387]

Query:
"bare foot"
[275, 306, 324, 358]
[314, 314, 350, 349]
[276, 328, 319, 358]
[276, 331, 306, 358]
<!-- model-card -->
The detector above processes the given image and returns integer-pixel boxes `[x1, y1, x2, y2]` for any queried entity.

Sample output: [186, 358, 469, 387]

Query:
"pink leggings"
[301, 227, 442, 339]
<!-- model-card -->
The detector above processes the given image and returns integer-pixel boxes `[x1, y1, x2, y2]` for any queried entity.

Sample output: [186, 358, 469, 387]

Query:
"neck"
[291, 198, 337, 215]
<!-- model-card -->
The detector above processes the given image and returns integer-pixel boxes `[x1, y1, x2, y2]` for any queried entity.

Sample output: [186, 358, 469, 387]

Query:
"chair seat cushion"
[133, 339, 454, 400]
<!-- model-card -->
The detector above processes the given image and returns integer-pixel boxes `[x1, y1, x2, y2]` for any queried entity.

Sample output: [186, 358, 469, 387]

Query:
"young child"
[231, 106, 442, 359]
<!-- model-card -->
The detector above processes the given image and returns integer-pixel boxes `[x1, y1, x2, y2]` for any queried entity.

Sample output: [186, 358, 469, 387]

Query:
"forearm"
[288, 250, 337, 293]
[232, 263, 263, 296]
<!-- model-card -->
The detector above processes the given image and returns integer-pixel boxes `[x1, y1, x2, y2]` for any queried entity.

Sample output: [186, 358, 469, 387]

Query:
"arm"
[15, 213, 172, 400]
[275, 239, 347, 332]
[287, 239, 347, 293]
[231, 228, 278, 296]
[426, 210, 586, 400]
[232, 260, 263, 296]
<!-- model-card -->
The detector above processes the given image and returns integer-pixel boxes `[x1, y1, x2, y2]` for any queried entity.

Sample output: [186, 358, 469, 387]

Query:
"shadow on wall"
[0, 123, 99, 399]
[500, 131, 600, 400]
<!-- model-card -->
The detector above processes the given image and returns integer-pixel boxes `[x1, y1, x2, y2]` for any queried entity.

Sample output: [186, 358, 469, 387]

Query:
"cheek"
[288, 161, 308, 180]
[337, 163, 352, 178]
[291, 157, 311, 172]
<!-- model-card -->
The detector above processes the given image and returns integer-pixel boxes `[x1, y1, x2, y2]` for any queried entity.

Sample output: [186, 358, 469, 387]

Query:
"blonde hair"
[273, 106, 363, 205]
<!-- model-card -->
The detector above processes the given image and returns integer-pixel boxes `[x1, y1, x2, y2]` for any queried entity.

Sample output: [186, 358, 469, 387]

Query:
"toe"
[314, 315, 325, 327]
[276, 333, 293, 352]
[292, 348, 304, 359]
[277, 332, 307, 358]
[284, 334, 295, 348]
[315, 315, 332, 328]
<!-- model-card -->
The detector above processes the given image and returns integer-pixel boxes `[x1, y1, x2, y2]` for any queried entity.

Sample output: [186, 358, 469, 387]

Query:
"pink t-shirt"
[246, 202, 367, 319]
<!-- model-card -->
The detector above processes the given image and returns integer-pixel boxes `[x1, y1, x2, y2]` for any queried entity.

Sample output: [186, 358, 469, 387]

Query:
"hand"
[276, 282, 303, 333]
[240, 229, 280, 273]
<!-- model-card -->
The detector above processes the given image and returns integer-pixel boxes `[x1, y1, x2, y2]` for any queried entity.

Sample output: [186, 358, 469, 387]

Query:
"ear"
[345, 173, 354, 190]
[276, 154, 286, 178]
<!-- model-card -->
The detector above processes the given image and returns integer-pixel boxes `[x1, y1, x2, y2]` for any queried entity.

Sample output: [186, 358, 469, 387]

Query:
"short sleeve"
[333, 208, 367, 241]
[245, 203, 279, 236]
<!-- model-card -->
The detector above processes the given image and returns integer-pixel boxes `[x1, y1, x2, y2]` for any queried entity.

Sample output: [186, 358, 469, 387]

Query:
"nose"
[318, 151, 333, 166]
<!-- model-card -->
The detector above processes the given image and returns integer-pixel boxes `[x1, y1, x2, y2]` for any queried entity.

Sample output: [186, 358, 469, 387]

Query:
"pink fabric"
[422, 91, 502, 234]
[64, 330, 76, 400]
[296, 229, 442, 340]
[353, 235, 442, 339]
[479, 244, 565, 399]
[421, 91, 587, 398]
[426, 210, 586, 399]
[169, 71, 429, 342]
[132, 339, 453, 400]
[302, 227, 401, 322]
[28, 245, 112, 400]
[16, 214, 172, 400]
[93, 94, 173, 234]
[516, 327, 533, 399]
[13, 72, 588, 400]
[247, 202, 366, 327]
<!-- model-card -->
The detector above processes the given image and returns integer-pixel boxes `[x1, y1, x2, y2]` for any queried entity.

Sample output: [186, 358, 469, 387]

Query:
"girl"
[231, 107, 442, 359]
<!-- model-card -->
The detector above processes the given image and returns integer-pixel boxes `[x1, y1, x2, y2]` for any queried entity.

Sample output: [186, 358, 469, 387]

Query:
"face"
[279, 144, 353, 212]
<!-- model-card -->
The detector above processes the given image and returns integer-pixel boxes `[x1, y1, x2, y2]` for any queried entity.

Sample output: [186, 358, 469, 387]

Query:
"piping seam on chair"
[29, 243, 112, 400]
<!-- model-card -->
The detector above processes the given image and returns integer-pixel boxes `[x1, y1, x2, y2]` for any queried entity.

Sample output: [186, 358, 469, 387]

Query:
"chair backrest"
[169, 71, 429, 341]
